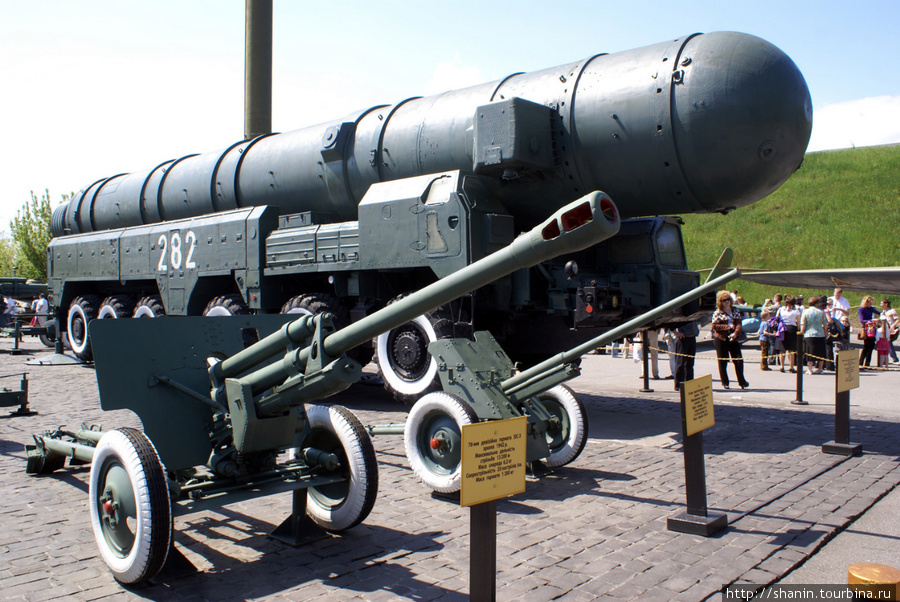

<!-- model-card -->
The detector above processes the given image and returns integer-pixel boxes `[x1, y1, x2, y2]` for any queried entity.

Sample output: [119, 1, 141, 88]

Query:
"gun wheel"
[67, 295, 102, 362]
[404, 392, 477, 493]
[303, 405, 378, 531]
[89, 428, 172, 585]
[536, 385, 588, 467]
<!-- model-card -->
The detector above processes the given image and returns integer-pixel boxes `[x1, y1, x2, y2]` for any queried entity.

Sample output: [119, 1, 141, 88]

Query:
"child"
[758, 310, 772, 371]
[769, 312, 786, 370]
[834, 317, 852, 353]
[875, 319, 891, 367]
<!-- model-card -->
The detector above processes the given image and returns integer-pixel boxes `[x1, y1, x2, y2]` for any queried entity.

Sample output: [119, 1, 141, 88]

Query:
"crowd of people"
[615, 287, 898, 393]
[0, 292, 49, 328]
[757, 288, 898, 370]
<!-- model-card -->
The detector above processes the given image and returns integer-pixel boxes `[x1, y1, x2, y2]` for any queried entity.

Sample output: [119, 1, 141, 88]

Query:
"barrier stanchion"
[793, 338, 806, 405]
[461, 417, 527, 601]
[667, 375, 727, 537]
[823, 349, 862, 456]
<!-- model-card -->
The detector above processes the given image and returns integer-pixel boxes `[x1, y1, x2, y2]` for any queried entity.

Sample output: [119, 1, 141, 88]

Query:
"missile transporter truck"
[47, 31, 812, 403]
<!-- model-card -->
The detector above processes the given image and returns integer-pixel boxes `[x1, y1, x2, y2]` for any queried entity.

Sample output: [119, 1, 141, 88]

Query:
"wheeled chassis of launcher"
[26, 190, 738, 585]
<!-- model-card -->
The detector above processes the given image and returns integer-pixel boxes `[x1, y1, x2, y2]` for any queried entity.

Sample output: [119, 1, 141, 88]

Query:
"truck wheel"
[203, 294, 249, 316]
[404, 392, 477, 493]
[375, 302, 456, 406]
[67, 295, 102, 362]
[282, 294, 374, 366]
[98, 296, 135, 320]
[536, 385, 588, 467]
[37, 316, 56, 348]
[89, 428, 172, 585]
[132, 296, 166, 318]
[303, 405, 378, 531]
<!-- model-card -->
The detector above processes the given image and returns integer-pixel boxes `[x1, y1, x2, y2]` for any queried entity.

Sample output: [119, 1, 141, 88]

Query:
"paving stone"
[658, 572, 701, 593]
[2, 342, 899, 600]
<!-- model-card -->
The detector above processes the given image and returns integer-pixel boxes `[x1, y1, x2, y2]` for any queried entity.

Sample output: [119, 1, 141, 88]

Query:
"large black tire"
[375, 301, 458, 406]
[97, 295, 136, 321]
[89, 428, 173, 585]
[281, 294, 374, 366]
[404, 392, 477, 493]
[202, 294, 249, 316]
[535, 384, 589, 467]
[36, 316, 56, 348]
[132, 296, 166, 318]
[303, 405, 378, 531]
[67, 295, 102, 362]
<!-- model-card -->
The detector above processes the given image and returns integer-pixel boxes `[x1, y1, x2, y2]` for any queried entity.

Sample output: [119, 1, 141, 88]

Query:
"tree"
[10, 190, 60, 281]
[0, 238, 19, 276]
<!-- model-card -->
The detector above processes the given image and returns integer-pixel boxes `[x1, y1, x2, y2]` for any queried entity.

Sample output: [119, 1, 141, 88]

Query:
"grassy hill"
[681, 144, 900, 307]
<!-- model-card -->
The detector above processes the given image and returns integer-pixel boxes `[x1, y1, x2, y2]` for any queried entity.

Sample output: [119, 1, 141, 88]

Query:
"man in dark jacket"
[674, 321, 699, 391]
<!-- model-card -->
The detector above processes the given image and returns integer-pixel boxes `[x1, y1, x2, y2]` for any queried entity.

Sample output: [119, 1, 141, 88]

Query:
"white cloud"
[807, 95, 900, 152]
[422, 54, 487, 96]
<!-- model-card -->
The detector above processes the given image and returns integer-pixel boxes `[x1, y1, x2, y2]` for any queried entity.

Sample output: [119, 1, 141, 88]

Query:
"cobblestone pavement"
[1, 335, 898, 601]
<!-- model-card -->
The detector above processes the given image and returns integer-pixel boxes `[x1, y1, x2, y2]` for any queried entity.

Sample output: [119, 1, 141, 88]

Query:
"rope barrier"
[0, 372, 29, 380]
[596, 344, 899, 370]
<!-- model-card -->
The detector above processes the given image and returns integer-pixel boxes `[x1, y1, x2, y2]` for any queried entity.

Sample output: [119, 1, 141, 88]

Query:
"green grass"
[682, 144, 900, 308]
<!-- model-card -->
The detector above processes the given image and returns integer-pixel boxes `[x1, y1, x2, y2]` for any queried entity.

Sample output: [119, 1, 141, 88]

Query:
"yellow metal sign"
[683, 374, 715, 437]
[836, 349, 860, 393]
[460, 416, 527, 507]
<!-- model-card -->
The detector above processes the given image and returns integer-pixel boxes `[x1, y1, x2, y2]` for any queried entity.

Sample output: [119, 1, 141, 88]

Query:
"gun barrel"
[210, 315, 316, 383]
[501, 268, 741, 395]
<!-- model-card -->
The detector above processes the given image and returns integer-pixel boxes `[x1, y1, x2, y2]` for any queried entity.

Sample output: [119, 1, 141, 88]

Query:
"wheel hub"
[421, 421, 460, 471]
[430, 433, 448, 451]
[71, 318, 86, 345]
[100, 491, 119, 527]
[391, 328, 427, 378]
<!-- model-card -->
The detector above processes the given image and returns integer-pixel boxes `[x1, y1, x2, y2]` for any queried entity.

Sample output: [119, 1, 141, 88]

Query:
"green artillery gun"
[398, 266, 739, 493]
[26, 193, 621, 585]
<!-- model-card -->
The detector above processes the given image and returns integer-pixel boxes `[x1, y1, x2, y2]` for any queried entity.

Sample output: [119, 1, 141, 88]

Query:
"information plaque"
[836, 349, 860, 393]
[683, 374, 715, 437]
[460, 416, 526, 507]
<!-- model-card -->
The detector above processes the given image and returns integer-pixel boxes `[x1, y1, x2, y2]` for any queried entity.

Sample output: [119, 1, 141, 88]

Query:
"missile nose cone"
[674, 32, 813, 212]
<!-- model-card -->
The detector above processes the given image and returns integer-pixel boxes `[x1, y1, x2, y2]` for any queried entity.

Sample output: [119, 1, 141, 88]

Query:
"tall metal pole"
[244, 0, 273, 140]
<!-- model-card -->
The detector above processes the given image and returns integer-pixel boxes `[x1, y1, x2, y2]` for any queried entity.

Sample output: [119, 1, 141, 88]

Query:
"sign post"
[461, 416, 527, 602]
[667, 375, 727, 536]
[823, 349, 862, 456]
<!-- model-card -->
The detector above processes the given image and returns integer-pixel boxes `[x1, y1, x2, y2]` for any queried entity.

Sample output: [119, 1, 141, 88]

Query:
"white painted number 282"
[157, 230, 197, 271]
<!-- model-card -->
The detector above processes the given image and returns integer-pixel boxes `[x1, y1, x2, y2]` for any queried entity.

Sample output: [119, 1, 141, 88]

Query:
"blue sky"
[1, 0, 898, 232]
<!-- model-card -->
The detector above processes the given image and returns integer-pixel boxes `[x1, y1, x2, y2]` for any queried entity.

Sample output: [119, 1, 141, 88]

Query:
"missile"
[51, 31, 811, 237]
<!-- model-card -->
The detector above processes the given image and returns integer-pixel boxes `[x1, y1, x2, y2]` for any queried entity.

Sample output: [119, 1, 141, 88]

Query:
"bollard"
[848, 563, 900, 601]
